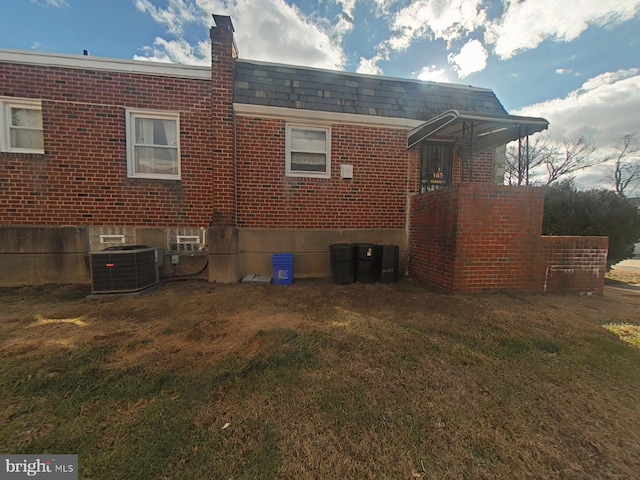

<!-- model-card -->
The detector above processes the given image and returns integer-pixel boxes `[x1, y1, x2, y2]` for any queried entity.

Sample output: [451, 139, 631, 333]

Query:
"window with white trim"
[126, 109, 180, 180]
[286, 124, 331, 178]
[0, 98, 44, 154]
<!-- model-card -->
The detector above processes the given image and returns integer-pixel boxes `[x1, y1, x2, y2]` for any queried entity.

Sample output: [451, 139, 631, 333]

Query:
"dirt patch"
[0, 282, 318, 372]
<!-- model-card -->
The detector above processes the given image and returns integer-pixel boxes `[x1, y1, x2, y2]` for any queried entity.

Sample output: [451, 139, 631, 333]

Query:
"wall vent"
[89, 226, 134, 252]
[99, 234, 125, 244]
[167, 227, 206, 252]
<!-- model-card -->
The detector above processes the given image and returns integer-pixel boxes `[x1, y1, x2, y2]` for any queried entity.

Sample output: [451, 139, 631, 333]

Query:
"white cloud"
[447, 39, 487, 78]
[364, 0, 488, 79]
[134, 38, 211, 65]
[388, 0, 487, 51]
[513, 68, 640, 188]
[135, 0, 199, 36]
[356, 56, 384, 75]
[335, 0, 356, 17]
[485, 0, 640, 59]
[515, 69, 640, 148]
[578, 68, 640, 93]
[372, 0, 398, 15]
[333, 15, 355, 40]
[30, 0, 68, 6]
[332, 0, 357, 38]
[416, 65, 449, 82]
[364, 0, 639, 90]
[135, 0, 345, 69]
[232, 0, 346, 68]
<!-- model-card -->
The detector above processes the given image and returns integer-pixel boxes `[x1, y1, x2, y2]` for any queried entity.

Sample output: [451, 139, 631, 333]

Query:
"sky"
[1, 0, 639, 188]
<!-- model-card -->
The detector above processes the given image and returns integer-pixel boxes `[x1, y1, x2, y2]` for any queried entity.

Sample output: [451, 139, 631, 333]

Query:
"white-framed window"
[286, 124, 331, 178]
[0, 97, 44, 154]
[126, 109, 180, 180]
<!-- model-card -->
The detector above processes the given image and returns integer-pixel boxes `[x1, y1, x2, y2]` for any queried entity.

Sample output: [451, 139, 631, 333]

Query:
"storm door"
[420, 142, 453, 192]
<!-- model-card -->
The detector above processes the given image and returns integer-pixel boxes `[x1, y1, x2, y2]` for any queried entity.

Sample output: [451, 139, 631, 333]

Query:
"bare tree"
[504, 135, 597, 186]
[543, 136, 598, 185]
[602, 133, 640, 196]
[504, 140, 533, 186]
[504, 136, 559, 186]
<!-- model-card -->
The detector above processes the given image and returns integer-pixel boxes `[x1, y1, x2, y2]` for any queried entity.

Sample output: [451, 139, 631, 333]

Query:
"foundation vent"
[167, 227, 207, 252]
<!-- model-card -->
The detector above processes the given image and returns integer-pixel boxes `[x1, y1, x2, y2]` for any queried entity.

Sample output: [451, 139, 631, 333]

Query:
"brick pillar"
[210, 14, 237, 227]
[209, 15, 239, 282]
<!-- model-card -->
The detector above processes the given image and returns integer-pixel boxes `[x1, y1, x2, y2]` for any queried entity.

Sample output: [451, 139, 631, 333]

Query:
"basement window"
[0, 97, 44, 154]
[126, 109, 180, 180]
[286, 124, 331, 178]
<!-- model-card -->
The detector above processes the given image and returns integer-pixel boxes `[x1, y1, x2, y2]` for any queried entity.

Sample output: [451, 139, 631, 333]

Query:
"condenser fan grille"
[90, 246, 159, 294]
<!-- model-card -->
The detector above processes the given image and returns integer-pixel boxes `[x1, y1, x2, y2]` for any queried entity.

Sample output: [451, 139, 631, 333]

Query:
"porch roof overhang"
[407, 109, 549, 150]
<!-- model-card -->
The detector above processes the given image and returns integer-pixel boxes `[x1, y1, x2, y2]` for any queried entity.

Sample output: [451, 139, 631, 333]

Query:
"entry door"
[421, 142, 453, 192]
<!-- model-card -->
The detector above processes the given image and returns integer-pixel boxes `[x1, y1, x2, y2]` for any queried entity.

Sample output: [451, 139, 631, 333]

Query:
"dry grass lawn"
[606, 268, 640, 286]
[1, 278, 640, 479]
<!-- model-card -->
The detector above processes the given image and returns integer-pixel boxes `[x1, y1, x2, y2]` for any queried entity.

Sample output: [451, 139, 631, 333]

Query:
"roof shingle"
[233, 60, 507, 121]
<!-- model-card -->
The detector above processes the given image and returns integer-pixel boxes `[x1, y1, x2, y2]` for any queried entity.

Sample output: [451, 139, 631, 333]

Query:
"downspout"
[233, 108, 238, 228]
[525, 126, 530, 185]
[404, 144, 417, 276]
[470, 122, 474, 183]
[461, 123, 466, 182]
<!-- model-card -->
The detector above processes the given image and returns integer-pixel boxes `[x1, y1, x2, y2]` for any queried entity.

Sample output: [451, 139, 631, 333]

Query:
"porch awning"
[407, 110, 549, 150]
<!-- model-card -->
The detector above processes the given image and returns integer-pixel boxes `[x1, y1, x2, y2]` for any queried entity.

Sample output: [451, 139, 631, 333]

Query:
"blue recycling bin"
[272, 253, 294, 285]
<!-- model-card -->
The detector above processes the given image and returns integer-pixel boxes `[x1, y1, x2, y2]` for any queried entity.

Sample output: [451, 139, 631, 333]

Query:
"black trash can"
[379, 245, 399, 283]
[330, 243, 355, 284]
[355, 243, 381, 284]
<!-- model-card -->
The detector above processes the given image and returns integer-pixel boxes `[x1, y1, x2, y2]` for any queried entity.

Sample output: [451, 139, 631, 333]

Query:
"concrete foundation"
[0, 226, 90, 286]
[208, 226, 240, 283]
[236, 228, 407, 279]
[0, 225, 407, 286]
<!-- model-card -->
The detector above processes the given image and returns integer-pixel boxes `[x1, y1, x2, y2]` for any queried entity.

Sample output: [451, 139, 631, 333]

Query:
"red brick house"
[2, 14, 605, 292]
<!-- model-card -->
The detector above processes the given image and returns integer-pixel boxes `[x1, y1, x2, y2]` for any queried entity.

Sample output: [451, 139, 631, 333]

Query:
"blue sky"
[1, 0, 639, 187]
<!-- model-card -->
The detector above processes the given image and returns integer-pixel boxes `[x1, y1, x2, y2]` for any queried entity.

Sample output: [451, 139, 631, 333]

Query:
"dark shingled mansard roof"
[233, 59, 508, 121]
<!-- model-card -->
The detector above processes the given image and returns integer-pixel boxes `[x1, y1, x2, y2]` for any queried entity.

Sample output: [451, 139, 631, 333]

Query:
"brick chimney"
[211, 14, 238, 62]
[209, 14, 236, 227]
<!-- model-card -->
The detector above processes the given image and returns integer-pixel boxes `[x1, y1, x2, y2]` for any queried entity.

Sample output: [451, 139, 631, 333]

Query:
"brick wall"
[1, 45, 498, 233]
[234, 117, 498, 229]
[235, 117, 421, 228]
[0, 62, 216, 226]
[408, 187, 459, 290]
[454, 184, 544, 292]
[451, 149, 495, 185]
[540, 236, 608, 294]
[409, 184, 608, 294]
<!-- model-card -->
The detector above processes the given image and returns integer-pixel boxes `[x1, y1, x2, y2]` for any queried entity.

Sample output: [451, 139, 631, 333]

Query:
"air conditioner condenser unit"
[89, 246, 161, 294]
